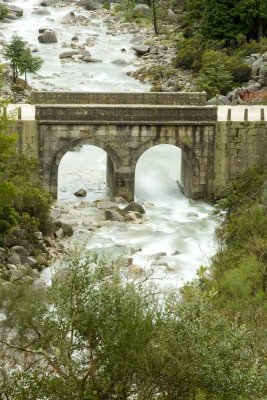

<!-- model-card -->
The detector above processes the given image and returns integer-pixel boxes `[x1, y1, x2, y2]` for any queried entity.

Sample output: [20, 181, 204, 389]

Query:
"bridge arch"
[49, 137, 120, 198]
[132, 136, 200, 198]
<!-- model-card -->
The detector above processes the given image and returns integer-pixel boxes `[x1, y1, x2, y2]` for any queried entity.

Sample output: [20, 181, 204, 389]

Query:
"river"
[0, 0, 217, 289]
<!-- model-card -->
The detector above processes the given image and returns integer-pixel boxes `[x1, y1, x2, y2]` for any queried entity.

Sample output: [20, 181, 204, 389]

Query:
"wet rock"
[124, 211, 142, 222]
[38, 30, 58, 44]
[83, 56, 102, 63]
[187, 212, 199, 218]
[111, 59, 131, 66]
[114, 196, 128, 204]
[7, 5, 23, 17]
[71, 35, 79, 41]
[62, 11, 75, 23]
[123, 201, 145, 215]
[59, 50, 80, 59]
[153, 252, 167, 259]
[105, 210, 124, 222]
[74, 188, 87, 197]
[95, 200, 118, 209]
[132, 45, 150, 56]
[32, 8, 51, 15]
[172, 250, 181, 256]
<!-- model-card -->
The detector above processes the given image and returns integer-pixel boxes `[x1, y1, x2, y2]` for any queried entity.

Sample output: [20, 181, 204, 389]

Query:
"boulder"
[95, 200, 118, 209]
[167, 9, 177, 22]
[123, 201, 145, 215]
[259, 63, 267, 85]
[133, 4, 151, 17]
[82, 56, 102, 63]
[207, 95, 231, 105]
[132, 45, 150, 56]
[71, 35, 79, 41]
[187, 211, 199, 217]
[61, 223, 74, 237]
[38, 30, 57, 44]
[62, 11, 75, 23]
[78, 0, 99, 10]
[7, 5, 23, 17]
[10, 246, 29, 263]
[251, 57, 264, 78]
[26, 256, 38, 268]
[124, 211, 142, 222]
[7, 254, 21, 267]
[74, 188, 87, 197]
[59, 50, 80, 59]
[105, 210, 124, 222]
[32, 8, 51, 15]
[111, 59, 131, 66]
[130, 35, 146, 45]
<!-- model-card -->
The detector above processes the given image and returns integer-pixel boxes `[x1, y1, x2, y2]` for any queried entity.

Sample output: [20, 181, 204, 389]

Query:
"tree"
[17, 48, 43, 87]
[0, 252, 266, 399]
[3, 35, 26, 83]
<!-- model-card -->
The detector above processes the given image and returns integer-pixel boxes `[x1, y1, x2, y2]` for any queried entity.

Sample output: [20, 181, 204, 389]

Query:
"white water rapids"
[0, 0, 217, 289]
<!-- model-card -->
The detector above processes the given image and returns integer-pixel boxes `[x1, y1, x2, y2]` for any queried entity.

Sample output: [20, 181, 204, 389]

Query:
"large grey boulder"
[7, 5, 23, 17]
[78, 0, 99, 10]
[133, 4, 151, 17]
[130, 35, 146, 45]
[59, 50, 80, 59]
[132, 45, 150, 56]
[167, 9, 177, 22]
[38, 30, 57, 44]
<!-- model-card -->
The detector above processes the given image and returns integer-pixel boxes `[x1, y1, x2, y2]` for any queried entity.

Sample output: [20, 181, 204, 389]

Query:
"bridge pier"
[106, 156, 134, 201]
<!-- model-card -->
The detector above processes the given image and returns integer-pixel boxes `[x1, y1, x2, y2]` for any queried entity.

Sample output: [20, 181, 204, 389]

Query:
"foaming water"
[2, 0, 217, 288]
[57, 145, 217, 290]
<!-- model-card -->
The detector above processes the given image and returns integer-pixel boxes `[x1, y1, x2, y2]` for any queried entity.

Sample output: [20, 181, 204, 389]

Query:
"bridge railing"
[31, 91, 207, 106]
[35, 105, 217, 124]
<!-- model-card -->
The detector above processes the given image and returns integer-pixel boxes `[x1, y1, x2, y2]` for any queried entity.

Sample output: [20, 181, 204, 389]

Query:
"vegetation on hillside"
[0, 106, 51, 247]
[0, 251, 266, 399]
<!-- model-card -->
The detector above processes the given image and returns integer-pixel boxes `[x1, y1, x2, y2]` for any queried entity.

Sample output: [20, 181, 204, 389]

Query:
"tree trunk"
[257, 16, 263, 40]
[151, 0, 158, 34]
[24, 70, 27, 87]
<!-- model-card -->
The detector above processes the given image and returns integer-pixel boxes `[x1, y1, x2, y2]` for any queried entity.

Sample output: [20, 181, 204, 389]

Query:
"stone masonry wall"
[213, 121, 267, 197]
[31, 92, 207, 106]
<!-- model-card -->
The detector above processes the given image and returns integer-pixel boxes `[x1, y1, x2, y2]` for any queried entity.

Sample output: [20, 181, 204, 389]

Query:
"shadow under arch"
[50, 137, 120, 198]
[132, 136, 200, 198]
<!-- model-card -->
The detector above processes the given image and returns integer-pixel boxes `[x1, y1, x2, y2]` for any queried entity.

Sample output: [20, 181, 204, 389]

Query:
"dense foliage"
[3, 35, 43, 85]
[0, 108, 51, 245]
[0, 252, 266, 400]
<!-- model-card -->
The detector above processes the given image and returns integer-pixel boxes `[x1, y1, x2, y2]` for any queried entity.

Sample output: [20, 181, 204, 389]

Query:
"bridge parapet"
[35, 105, 217, 124]
[31, 91, 207, 106]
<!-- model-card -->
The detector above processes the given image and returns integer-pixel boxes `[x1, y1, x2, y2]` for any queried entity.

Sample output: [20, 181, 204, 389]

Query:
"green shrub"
[230, 60, 251, 83]
[175, 36, 204, 71]
[196, 50, 234, 98]
[0, 4, 8, 21]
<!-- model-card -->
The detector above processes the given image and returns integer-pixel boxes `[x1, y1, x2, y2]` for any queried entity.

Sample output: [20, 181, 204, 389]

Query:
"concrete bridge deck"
[4, 104, 267, 122]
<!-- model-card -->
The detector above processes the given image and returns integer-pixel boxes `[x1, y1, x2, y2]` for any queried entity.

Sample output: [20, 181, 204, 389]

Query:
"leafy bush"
[196, 50, 234, 98]
[174, 35, 204, 71]
[0, 4, 8, 21]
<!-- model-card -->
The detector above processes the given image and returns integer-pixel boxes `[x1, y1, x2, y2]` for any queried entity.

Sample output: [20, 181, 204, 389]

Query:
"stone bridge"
[13, 91, 267, 201]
